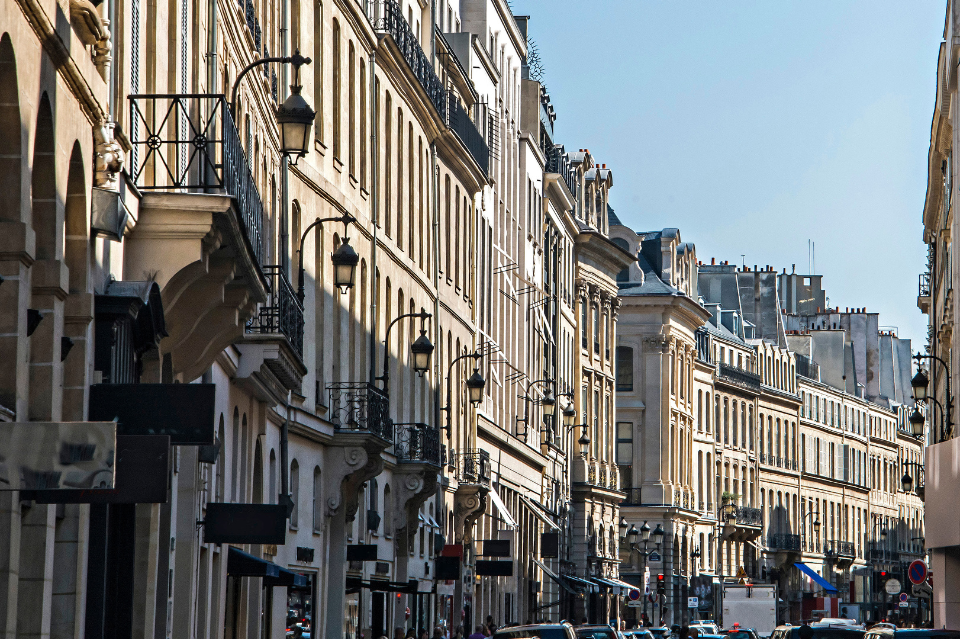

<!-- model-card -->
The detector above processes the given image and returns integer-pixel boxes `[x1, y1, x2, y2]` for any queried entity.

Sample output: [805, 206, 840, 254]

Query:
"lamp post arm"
[518, 378, 557, 431]
[915, 353, 953, 438]
[296, 214, 355, 304]
[230, 51, 312, 114]
[376, 311, 431, 394]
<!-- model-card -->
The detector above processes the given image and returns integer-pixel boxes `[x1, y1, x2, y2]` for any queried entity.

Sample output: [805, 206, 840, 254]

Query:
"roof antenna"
[741, 254, 746, 270]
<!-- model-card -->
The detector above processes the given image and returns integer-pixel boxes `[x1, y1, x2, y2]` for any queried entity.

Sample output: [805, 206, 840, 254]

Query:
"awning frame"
[794, 562, 838, 593]
[520, 496, 560, 531]
[488, 488, 518, 529]
[226, 546, 281, 578]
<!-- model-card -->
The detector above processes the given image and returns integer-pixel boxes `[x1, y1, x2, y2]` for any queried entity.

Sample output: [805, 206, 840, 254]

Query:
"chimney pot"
[711, 258, 716, 265]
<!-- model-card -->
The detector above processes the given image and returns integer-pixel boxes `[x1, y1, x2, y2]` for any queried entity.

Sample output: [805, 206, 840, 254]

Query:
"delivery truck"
[720, 584, 778, 638]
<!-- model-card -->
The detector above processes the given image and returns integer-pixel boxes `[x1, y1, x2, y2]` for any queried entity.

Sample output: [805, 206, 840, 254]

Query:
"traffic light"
[875, 571, 888, 593]
[657, 573, 666, 595]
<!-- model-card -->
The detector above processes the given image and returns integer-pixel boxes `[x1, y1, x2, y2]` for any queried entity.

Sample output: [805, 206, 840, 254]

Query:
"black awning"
[227, 546, 280, 578]
[264, 568, 308, 588]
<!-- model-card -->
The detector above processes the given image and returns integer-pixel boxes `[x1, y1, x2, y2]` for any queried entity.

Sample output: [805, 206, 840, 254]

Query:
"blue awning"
[794, 562, 838, 593]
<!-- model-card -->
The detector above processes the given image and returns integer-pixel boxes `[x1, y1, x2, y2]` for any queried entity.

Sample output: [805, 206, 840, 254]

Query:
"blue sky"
[511, 0, 945, 348]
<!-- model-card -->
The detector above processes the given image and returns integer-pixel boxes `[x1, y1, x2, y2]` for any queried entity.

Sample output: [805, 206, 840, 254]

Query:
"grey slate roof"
[618, 254, 681, 297]
[607, 204, 622, 227]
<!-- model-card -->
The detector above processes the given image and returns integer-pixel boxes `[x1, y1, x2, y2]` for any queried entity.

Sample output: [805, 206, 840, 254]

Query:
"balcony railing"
[241, 0, 262, 50]
[546, 144, 578, 200]
[622, 488, 642, 505]
[128, 94, 265, 265]
[246, 266, 304, 355]
[718, 363, 762, 391]
[919, 272, 931, 298]
[767, 533, 802, 551]
[326, 382, 391, 441]
[734, 506, 763, 526]
[825, 540, 856, 558]
[455, 449, 490, 486]
[394, 422, 441, 466]
[367, 0, 445, 119]
[446, 91, 489, 175]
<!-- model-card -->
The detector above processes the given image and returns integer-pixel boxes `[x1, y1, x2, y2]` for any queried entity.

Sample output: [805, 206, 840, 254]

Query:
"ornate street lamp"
[909, 408, 925, 437]
[410, 330, 434, 376]
[627, 524, 640, 546]
[276, 84, 316, 164]
[902, 472, 913, 492]
[652, 523, 665, 543]
[577, 429, 591, 457]
[542, 390, 556, 417]
[640, 521, 651, 542]
[466, 368, 485, 406]
[330, 236, 359, 294]
[912, 369, 929, 401]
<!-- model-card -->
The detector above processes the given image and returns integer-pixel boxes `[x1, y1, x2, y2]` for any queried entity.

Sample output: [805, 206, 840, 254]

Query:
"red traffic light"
[880, 571, 888, 577]
[657, 574, 665, 581]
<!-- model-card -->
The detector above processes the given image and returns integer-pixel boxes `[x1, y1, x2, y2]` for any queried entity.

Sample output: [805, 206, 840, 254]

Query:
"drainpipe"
[280, 392, 290, 508]
[368, 49, 379, 384]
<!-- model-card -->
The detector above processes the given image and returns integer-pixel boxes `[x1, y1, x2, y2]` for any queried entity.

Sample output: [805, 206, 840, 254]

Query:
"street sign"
[628, 600, 643, 608]
[688, 597, 699, 609]
[885, 579, 902, 595]
[648, 552, 662, 563]
[628, 589, 642, 601]
[899, 602, 909, 608]
[899, 593, 909, 603]
[909, 560, 928, 585]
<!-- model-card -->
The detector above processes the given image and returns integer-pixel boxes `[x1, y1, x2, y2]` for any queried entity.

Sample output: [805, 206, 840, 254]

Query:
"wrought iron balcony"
[246, 266, 304, 356]
[454, 449, 490, 486]
[767, 533, 802, 551]
[366, 0, 445, 119]
[545, 144, 578, 201]
[128, 94, 265, 265]
[326, 382, 392, 441]
[240, 0, 262, 50]
[825, 540, 856, 558]
[919, 272, 931, 298]
[446, 91, 489, 175]
[394, 422, 441, 467]
[718, 363, 762, 391]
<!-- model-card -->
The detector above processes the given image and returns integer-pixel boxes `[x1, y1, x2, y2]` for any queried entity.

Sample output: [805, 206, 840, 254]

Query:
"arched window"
[332, 19, 341, 158]
[385, 93, 392, 235]
[313, 466, 322, 531]
[348, 40, 355, 172]
[290, 459, 300, 528]
[383, 484, 392, 537]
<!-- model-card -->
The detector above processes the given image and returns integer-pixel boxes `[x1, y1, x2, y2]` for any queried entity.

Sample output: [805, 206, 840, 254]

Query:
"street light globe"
[331, 237, 359, 293]
[276, 84, 316, 163]
[542, 390, 556, 417]
[652, 523, 665, 541]
[562, 400, 577, 426]
[466, 368, 485, 406]
[881, 528, 889, 541]
[410, 331, 434, 376]
[901, 472, 913, 492]
[627, 524, 640, 545]
[640, 521, 651, 542]
[911, 369, 929, 401]
[813, 518, 821, 534]
[909, 408, 925, 436]
[577, 429, 590, 456]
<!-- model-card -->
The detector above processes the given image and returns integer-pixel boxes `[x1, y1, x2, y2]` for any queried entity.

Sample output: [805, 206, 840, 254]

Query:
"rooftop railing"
[718, 363, 762, 391]
[128, 94, 265, 265]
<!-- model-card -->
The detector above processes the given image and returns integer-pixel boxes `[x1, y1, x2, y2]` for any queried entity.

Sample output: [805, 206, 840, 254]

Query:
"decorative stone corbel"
[70, 0, 106, 45]
[93, 19, 113, 74]
[94, 121, 123, 189]
[392, 470, 439, 555]
[453, 484, 488, 544]
[325, 442, 386, 521]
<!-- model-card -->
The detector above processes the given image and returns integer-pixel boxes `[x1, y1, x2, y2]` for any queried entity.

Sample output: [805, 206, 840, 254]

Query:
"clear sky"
[510, 0, 945, 349]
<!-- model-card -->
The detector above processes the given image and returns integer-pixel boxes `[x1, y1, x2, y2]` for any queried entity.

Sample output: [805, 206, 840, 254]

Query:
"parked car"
[770, 624, 865, 639]
[863, 630, 960, 639]
[722, 627, 761, 639]
[649, 627, 673, 639]
[493, 623, 578, 639]
[575, 624, 627, 639]
[691, 624, 721, 636]
[625, 629, 655, 639]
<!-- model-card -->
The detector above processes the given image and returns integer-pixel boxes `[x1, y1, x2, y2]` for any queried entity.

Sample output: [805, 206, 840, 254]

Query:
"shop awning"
[263, 567, 308, 588]
[592, 577, 624, 593]
[227, 546, 280, 578]
[606, 577, 638, 593]
[488, 488, 517, 529]
[531, 556, 576, 595]
[794, 562, 838, 593]
[520, 496, 560, 531]
[563, 575, 598, 593]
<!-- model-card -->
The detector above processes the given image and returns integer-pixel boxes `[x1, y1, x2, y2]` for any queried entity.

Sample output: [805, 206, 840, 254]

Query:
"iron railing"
[825, 540, 856, 558]
[446, 91, 488, 175]
[545, 144, 578, 204]
[622, 488, 642, 505]
[247, 266, 304, 356]
[718, 363, 762, 391]
[919, 272, 932, 298]
[326, 382, 392, 441]
[366, 0, 445, 119]
[767, 533, 802, 551]
[128, 94, 265, 265]
[734, 506, 763, 526]
[455, 449, 490, 486]
[394, 422, 441, 466]
[695, 328, 712, 364]
[241, 0, 262, 50]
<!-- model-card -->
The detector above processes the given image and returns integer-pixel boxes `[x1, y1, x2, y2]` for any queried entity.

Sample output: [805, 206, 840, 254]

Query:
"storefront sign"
[0, 421, 116, 490]
[90, 383, 215, 444]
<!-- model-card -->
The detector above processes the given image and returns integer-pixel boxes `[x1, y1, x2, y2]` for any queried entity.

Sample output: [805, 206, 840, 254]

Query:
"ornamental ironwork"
[326, 382, 391, 441]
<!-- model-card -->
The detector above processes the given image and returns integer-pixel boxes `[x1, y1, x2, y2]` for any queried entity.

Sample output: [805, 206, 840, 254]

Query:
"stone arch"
[0, 34, 21, 223]
[33, 93, 58, 260]
[64, 142, 88, 293]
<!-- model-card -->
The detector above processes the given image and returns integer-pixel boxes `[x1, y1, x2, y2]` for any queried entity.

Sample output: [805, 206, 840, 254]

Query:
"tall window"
[444, 175, 451, 274]
[408, 124, 414, 254]
[313, 1, 323, 143]
[313, 467, 322, 531]
[581, 300, 588, 349]
[359, 60, 366, 188]
[348, 41, 355, 173]
[385, 94, 392, 235]
[615, 346, 633, 391]
[396, 109, 404, 249]
[332, 20, 341, 158]
[616, 422, 633, 465]
[290, 459, 300, 528]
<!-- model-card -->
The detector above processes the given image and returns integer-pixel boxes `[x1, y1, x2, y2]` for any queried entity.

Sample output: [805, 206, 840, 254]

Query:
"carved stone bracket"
[642, 335, 669, 352]
[393, 469, 439, 555]
[453, 484, 488, 544]
[324, 440, 387, 521]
